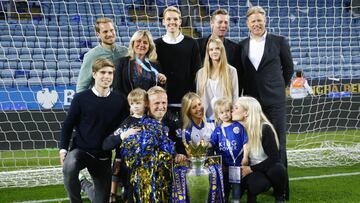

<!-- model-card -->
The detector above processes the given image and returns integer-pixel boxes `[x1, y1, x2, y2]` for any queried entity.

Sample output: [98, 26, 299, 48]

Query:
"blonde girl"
[196, 36, 239, 120]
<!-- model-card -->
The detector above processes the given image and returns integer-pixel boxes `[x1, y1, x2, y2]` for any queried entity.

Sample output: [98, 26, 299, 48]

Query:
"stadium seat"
[29, 69, 43, 78]
[0, 78, 14, 87]
[57, 69, 69, 78]
[70, 76, 77, 85]
[1, 69, 15, 78]
[42, 69, 57, 78]
[28, 77, 42, 86]
[55, 77, 70, 86]
[42, 77, 56, 86]
[14, 77, 28, 87]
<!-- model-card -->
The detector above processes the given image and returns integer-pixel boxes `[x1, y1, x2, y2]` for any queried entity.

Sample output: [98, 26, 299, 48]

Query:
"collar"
[91, 86, 111, 97]
[250, 31, 267, 42]
[191, 119, 205, 130]
[162, 33, 184, 44]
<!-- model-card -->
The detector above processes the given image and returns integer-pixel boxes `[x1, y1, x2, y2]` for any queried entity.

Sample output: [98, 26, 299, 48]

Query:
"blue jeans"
[62, 148, 112, 203]
[231, 183, 241, 200]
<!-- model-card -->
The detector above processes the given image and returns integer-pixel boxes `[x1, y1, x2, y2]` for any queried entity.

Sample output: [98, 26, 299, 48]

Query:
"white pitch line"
[13, 172, 360, 203]
[14, 196, 88, 203]
[14, 197, 70, 203]
[290, 171, 360, 181]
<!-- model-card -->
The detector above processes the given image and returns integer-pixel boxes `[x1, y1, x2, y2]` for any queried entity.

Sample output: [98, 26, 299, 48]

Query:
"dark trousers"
[62, 148, 112, 203]
[262, 103, 290, 199]
[241, 163, 287, 203]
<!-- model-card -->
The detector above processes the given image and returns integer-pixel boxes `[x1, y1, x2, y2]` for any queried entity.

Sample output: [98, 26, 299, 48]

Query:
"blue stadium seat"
[42, 77, 56, 86]
[57, 61, 69, 70]
[56, 76, 70, 86]
[14, 77, 28, 87]
[1, 69, 15, 78]
[32, 61, 45, 70]
[57, 69, 69, 78]
[44, 61, 57, 70]
[0, 78, 14, 87]
[28, 77, 42, 86]
[70, 76, 77, 85]
[18, 61, 32, 70]
[29, 69, 43, 78]
[43, 69, 57, 78]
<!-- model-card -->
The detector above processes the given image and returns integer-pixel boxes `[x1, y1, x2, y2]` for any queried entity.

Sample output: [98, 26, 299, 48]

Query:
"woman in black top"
[232, 96, 287, 203]
[113, 30, 166, 95]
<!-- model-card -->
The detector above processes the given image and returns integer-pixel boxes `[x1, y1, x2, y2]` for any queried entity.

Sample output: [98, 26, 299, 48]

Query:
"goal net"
[0, 0, 359, 188]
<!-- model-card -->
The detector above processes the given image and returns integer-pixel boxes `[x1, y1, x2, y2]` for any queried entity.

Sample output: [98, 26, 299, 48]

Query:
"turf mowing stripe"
[290, 171, 360, 181]
[12, 172, 360, 203]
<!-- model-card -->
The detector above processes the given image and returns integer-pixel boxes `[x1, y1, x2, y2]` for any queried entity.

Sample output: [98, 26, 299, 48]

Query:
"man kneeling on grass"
[59, 58, 127, 203]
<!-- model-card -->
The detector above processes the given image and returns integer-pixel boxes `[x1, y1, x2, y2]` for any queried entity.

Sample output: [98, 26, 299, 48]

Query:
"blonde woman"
[181, 92, 215, 147]
[232, 96, 287, 203]
[196, 36, 239, 120]
[113, 30, 166, 96]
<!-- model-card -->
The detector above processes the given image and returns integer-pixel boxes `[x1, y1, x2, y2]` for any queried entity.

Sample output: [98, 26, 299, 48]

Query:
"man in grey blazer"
[238, 6, 293, 201]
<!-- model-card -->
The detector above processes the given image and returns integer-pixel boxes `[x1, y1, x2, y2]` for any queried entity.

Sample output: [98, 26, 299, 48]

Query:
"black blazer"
[238, 33, 294, 106]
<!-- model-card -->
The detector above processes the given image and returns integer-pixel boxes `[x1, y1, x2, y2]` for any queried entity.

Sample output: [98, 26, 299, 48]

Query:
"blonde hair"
[128, 30, 157, 62]
[181, 92, 204, 129]
[213, 97, 232, 124]
[163, 6, 181, 17]
[92, 58, 115, 73]
[197, 36, 233, 98]
[95, 17, 114, 33]
[246, 6, 266, 19]
[147, 86, 166, 97]
[234, 96, 279, 154]
[127, 88, 148, 104]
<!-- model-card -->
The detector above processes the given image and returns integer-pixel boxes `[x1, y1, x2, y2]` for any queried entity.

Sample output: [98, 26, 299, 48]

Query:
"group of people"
[60, 5, 294, 203]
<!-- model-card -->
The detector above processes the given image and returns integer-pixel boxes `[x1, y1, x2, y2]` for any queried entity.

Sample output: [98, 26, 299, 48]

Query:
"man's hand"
[121, 128, 141, 140]
[59, 151, 67, 166]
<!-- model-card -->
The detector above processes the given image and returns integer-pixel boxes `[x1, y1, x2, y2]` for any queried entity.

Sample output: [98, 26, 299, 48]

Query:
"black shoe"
[275, 196, 286, 203]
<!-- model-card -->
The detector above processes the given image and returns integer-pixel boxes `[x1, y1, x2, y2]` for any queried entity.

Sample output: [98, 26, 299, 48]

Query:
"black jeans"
[62, 149, 112, 203]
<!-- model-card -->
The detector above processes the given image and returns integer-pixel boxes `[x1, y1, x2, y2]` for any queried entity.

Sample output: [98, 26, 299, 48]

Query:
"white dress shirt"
[248, 32, 267, 70]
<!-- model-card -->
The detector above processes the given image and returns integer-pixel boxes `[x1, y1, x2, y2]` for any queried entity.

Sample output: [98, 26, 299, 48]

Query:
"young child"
[209, 97, 248, 203]
[102, 88, 146, 202]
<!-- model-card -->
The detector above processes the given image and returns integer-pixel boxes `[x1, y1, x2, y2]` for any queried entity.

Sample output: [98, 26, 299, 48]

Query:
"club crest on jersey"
[233, 127, 240, 134]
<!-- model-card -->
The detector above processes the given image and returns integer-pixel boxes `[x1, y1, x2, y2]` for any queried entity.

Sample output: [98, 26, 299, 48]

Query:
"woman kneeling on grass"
[232, 96, 288, 203]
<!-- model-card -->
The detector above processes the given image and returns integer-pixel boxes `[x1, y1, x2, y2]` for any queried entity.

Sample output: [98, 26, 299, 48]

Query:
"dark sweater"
[60, 89, 127, 158]
[102, 116, 141, 151]
[155, 36, 201, 104]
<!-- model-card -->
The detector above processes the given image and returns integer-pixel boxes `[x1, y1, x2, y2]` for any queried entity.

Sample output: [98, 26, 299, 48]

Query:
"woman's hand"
[157, 73, 167, 84]
[241, 165, 253, 177]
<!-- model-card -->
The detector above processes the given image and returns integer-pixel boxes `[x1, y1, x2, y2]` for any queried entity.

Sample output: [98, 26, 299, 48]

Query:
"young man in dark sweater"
[60, 58, 127, 203]
[155, 6, 201, 123]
